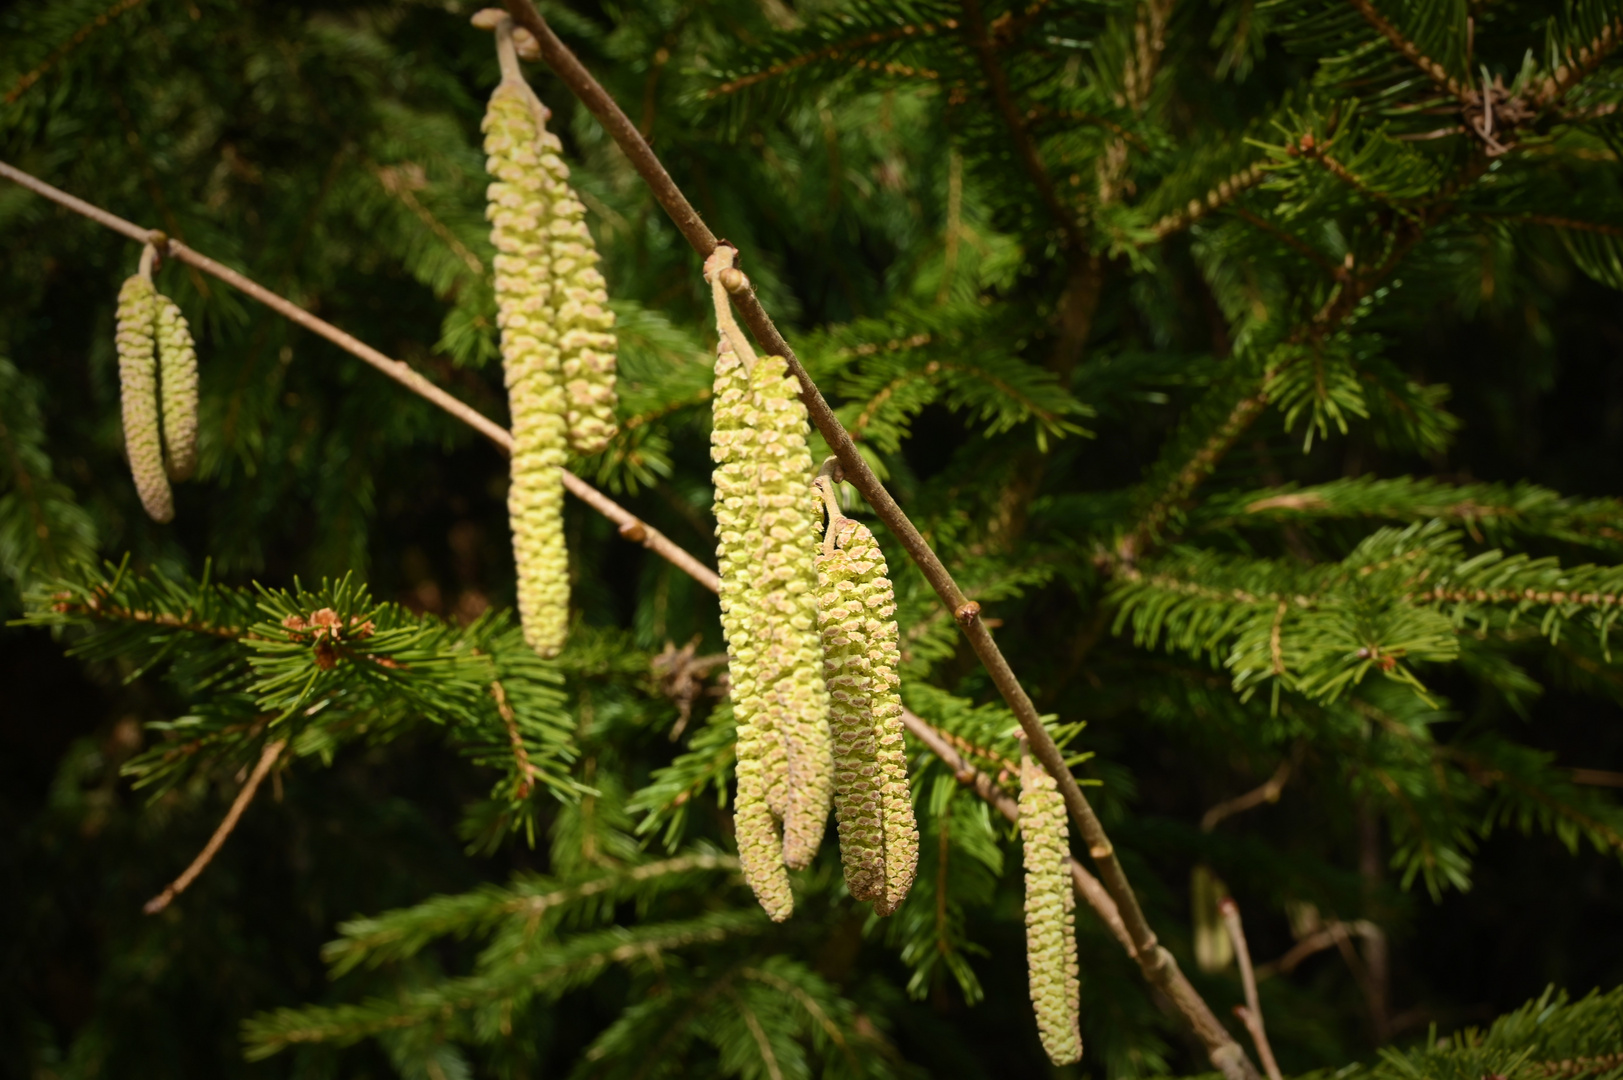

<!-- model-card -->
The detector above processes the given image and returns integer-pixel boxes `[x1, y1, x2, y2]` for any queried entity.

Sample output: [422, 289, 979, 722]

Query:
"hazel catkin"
[485, 79, 570, 657]
[711, 337, 793, 920]
[156, 295, 199, 481]
[746, 355, 833, 871]
[816, 514, 919, 912]
[1020, 753, 1083, 1066]
[115, 274, 173, 523]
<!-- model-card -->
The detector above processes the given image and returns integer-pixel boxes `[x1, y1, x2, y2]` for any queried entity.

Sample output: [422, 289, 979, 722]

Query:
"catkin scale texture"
[1020, 755, 1083, 1065]
[486, 82, 572, 657]
[746, 356, 833, 871]
[156, 295, 199, 481]
[710, 341, 793, 919]
[816, 517, 919, 911]
[116, 275, 173, 523]
[488, 83, 617, 457]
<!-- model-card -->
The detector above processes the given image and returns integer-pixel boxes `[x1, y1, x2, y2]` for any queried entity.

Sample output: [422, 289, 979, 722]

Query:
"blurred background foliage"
[4, 0, 1623, 1076]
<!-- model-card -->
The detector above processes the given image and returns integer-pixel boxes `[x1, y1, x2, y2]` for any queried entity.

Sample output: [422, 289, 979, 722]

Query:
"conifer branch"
[3, 0, 151, 104]
[958, 0, 1085, 251]
[1344, 0, 1467, 99]
[708, 20, 953, 98]
[143, 738, 285, 914]
[1148, 163, 1268, 241]
[1534, 16, 1623, 108]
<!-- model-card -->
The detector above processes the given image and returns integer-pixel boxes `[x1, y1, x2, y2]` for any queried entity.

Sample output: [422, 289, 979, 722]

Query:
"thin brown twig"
[899, 705, 1135, 956]
[1201, 753, 1295, 833]
[144, 739, 286, 914]
[489, 6, 1253, 1072]
[1219, 898, 1283, 1080]
[958, 0, 1084, 251]
[0, 157, 719, 593]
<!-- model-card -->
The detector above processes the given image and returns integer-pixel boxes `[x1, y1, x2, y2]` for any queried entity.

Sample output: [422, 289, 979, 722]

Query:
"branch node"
[954, 600, 981, 626]
[618, 519, 648, 543]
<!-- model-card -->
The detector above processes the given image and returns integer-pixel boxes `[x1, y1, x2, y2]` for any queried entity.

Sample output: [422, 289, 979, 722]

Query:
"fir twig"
[1219, 897, 1282, 1080]
[1344, 0, 1467, 99]
[144, 739, 286, 914]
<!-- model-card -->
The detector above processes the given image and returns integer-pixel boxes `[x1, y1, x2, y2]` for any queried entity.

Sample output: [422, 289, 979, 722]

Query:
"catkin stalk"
[116, 274, 173, 523]
[156, 295, 199, 481]
[711, 338, 793, 919]
[746, 355, 833, 870]
[816, 514, 919, 911]
[1021, 752, 1083, 1066]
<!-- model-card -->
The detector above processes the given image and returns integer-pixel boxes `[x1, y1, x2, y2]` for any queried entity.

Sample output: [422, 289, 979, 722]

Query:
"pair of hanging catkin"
[480, 13, 618, 658]
[707, 249, 918, 921]
[115, 257, 198, 523]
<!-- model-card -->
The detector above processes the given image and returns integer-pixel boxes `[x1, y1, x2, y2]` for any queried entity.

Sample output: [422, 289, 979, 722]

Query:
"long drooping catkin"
[485, 72, 569, 656]
[816, 514, 919, 912]
[1020, 753, 1082, 1065]
[156, 295, 199, 481]
[711, 337, 793, 920]
[816, 518, 884, 902]
[746, 355, 833, 870]
[116, 274, 173, 523]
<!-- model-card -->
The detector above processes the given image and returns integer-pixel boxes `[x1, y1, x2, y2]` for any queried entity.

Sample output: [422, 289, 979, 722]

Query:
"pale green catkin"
[746, 355, 833, 871]
[156, 295, 199, 481]
[816, 516, 919, 912]
[711, 338, 793, 920]
[485, 80, 570, 657]
[1020, 753, 1083, 1066]
[116, 275, 173, 523]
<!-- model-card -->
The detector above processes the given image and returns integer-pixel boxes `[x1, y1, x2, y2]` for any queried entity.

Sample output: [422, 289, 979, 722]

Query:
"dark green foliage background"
[5, 0, 1623, 1077]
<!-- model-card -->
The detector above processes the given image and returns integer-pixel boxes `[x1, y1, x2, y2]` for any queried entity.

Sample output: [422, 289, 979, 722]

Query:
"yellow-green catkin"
[711, 338, 793, 920]
[116, 275, 173, 523]
[156, 295, 199, 481]
[816, 516, 919, 912]
[485, 78, 570, 657]
[746, 355, 833, 871]
[1020, 753, 1082, 1066]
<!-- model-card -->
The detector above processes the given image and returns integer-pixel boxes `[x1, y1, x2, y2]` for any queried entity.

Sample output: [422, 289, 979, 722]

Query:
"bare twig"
[144, 739, 286, 914]
[1219, 898, 1283, 1080]
[1255, 919, 1379, 979]
[1201, 753, 1295, 833]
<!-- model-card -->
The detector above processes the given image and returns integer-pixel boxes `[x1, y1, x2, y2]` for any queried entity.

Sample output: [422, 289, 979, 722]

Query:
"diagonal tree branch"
[497, 5, 1256, 1074]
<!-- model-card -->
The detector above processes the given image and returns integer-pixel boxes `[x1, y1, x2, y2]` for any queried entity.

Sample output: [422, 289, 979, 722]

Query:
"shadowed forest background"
[5, 0, 1623, 1076]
